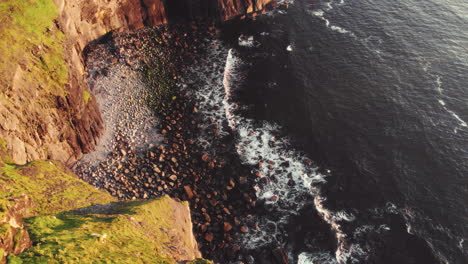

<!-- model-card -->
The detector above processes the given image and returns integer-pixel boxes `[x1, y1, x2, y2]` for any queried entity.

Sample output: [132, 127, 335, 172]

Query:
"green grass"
[11, 197, 190, 263]
[0, 141, 114, 216]
[0, 0, 67, 96]
[0, 160, 115, 215]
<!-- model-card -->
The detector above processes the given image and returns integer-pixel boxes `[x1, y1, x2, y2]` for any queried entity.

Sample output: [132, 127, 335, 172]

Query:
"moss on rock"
[0, 0, 67, 96]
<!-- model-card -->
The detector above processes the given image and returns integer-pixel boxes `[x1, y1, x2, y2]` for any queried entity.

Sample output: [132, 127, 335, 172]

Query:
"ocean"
[199, 0, 468, 263]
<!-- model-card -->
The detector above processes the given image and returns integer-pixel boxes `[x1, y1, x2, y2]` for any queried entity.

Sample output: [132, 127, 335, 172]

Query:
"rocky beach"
[73, 23, 281, 263]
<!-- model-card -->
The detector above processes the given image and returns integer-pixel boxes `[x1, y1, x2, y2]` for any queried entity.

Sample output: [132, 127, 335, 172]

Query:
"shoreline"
[74, 24, 270, 262]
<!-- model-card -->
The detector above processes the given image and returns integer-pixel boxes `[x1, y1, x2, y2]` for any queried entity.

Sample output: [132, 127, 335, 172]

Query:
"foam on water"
[178, 39, 232, 150]
[238, 35, 260, 48]
[182, 38, 370, 263]
[298, 252, 338, 264]
[432, 75, 468, 133]
[307, 1, 356, 37]
[222, 49, 370, 263]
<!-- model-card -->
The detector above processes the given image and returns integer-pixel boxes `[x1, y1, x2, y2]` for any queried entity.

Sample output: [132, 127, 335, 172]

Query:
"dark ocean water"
[215, 0, 468, 263]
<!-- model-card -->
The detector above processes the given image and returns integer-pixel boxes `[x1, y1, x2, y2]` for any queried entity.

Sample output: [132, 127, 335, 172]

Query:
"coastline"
[74, 24, 264, 262]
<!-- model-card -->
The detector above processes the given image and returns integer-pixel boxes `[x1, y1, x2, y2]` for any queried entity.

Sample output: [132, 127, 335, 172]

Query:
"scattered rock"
[184, 185, 194, 199]
[204, 233, 214, 242]
[223, 222, 233, 232]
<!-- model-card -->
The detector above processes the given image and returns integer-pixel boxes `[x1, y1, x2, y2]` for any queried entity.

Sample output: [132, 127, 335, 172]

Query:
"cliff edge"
[0, 0, 273, 165]
[0, 140, 204, 263]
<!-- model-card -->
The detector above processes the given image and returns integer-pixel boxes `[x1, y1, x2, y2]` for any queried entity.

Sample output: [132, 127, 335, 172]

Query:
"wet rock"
[245, 255, 255, 264]
[272, 248, 289, 264]
[240, 226, 248, 233]
[201, 153, 210, 162]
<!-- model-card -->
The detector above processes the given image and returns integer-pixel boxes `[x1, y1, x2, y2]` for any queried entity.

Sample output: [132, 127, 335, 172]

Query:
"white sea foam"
[221, 49, 369, 263]
[287, 45, 293, 51]
[298, 252, 337, 264]
[307, 1, 356, 37]
[436, 76, 443, 94]
[183, 41, 368, 263]
[458, 239, 465, 250]
[432, 76, 468, 132]
[238, 35, 260, 48]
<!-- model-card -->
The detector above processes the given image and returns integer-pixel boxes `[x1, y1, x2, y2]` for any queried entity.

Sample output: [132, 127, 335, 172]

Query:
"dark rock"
[272, 248, 289, 264]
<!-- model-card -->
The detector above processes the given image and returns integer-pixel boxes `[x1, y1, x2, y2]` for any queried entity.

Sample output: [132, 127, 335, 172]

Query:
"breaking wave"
[222, 49, 366, 263]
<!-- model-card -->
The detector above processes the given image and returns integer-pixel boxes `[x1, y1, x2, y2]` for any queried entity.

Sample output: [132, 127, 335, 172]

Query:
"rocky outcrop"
[166, 0, 275, 21]
[0, 194, 33, 264]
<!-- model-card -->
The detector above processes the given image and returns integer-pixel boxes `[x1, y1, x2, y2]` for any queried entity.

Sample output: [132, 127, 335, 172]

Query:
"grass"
[0, 0, 67, 96]
[0, 138, 114, 216]
[0, 160, 115, 215]
[10, 197, 192, 263]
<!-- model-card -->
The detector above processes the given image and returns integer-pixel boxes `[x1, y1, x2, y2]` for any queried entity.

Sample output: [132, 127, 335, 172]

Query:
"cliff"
[9, 197, 204, 263]
[0, 0, 274, 262]
[0, 140, 205, 263]
[0, 0, 273, 166]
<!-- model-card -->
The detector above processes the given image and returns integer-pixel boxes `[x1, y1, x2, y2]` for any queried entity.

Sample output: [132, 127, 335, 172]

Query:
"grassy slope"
[10, 198, 175, 263]
[0, 140, 208, 263]
[9, 197, 209, 264]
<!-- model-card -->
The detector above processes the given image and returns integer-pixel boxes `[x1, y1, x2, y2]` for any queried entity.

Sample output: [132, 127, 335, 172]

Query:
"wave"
[298, 252, 338, 264]
[181, 38, 393, 263]
[306, 1, 356, 37]
[222, 49, 369, 263]
[432, 75, 467, 133]
[238, 35, 261, 48]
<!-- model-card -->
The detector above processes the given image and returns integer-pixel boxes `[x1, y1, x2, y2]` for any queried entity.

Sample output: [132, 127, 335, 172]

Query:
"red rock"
[184, 185, 194, 199]
[240, 226, 248, 233]
[223, 222, 233, 232]
[223, 208, 231, 215]
[204, 233, 214, 242]
[201, 153, 210, 162]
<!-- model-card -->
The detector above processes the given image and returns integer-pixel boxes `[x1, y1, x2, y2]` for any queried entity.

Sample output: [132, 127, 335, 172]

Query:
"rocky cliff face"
[166, 0, 275, 21]
[0, 0, 273, 165]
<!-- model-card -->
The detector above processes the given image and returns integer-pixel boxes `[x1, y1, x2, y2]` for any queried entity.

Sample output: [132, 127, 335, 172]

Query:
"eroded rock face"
[0, 0, 274, 165]
[0, 194, 34, 264]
